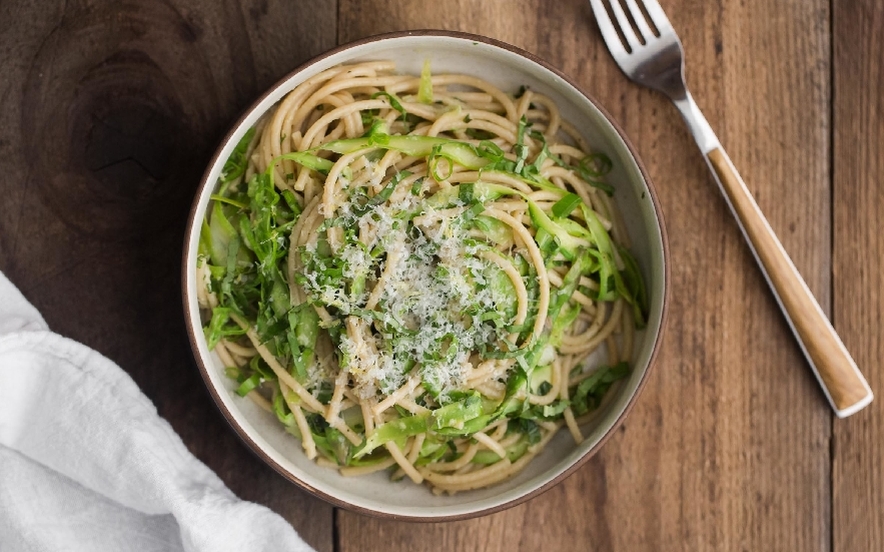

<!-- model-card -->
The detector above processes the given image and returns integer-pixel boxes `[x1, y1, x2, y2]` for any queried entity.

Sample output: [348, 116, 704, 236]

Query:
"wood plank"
[0, 1, 337, 550]
[336, 0, 831, 550]
[833, 1, 884, 550]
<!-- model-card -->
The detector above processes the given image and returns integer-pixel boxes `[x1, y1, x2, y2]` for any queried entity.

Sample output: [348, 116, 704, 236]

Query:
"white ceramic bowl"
[183, 30, 668, 520]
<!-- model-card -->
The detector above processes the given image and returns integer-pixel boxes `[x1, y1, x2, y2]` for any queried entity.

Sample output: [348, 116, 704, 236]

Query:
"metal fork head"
[589, 0, 688, 100]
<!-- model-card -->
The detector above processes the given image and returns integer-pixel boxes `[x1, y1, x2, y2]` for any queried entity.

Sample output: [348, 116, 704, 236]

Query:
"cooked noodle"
[197, 61, 647, 493]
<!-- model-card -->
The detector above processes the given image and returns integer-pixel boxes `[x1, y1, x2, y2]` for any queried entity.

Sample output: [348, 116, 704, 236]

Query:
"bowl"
[182, 30, 668, 520]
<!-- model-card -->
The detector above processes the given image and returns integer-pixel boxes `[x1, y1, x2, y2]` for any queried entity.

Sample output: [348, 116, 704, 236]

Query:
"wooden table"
[1, 0, 881, 549]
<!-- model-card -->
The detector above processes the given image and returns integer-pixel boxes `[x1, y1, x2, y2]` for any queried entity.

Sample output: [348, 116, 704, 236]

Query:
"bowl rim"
[181, 28, 669, 521]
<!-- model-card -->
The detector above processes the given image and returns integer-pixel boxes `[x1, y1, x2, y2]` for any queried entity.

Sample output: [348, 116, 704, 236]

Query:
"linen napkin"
[0, 271, 316, 552]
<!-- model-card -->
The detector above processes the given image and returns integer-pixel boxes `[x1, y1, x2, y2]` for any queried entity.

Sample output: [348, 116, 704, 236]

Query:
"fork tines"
[590, 0, 673, 53]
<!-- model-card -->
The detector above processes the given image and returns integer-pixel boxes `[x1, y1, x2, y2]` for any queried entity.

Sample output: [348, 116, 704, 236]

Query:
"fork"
[589, 0, 873, 417]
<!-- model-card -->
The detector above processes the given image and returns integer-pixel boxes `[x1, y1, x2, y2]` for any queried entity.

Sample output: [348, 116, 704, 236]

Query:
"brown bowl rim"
[182, 28, 670, 522]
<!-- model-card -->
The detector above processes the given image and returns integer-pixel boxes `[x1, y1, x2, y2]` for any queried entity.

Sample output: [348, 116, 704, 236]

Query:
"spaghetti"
[197, 61, 648, 493]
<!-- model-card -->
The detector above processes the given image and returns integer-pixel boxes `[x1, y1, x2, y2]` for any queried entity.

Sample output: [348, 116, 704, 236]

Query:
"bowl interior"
[184, 32, 667, 520]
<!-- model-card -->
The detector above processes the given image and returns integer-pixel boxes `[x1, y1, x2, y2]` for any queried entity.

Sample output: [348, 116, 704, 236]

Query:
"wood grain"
[0, 1, 337, 550]
[833, 0, 884, 550]
[336, 0, 832, 549]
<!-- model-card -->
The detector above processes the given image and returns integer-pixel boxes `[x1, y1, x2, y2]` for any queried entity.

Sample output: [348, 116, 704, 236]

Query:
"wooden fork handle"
[706, 147, 873, 417]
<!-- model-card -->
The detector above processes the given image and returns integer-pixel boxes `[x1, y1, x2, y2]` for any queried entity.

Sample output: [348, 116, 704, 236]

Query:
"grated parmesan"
[299, 168, 517, 402]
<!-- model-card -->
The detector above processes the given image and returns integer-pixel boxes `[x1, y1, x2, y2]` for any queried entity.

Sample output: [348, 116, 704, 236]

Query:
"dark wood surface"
[833, 1, 884, 550]
[0, 1, 881, 550]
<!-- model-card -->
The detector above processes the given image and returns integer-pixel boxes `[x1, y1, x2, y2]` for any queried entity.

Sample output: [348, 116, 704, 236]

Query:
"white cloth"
[0, 272, 315, 552]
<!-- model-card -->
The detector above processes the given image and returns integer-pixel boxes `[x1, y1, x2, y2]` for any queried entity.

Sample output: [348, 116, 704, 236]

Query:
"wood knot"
[19, 3, 233, 239]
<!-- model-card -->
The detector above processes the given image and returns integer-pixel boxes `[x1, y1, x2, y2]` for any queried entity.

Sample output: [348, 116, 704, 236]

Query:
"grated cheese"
[299, 165, 519, 402]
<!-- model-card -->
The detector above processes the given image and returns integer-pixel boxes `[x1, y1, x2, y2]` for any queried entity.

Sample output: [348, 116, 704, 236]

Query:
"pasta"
[197, 61, 648, 493]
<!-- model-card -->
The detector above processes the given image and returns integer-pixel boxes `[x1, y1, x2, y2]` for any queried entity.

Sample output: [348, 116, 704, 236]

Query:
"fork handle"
[706, 147, 873, 417]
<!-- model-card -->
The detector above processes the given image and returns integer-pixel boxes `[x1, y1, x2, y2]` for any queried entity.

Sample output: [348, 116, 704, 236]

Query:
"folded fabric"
[0, 272, 316, 552]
